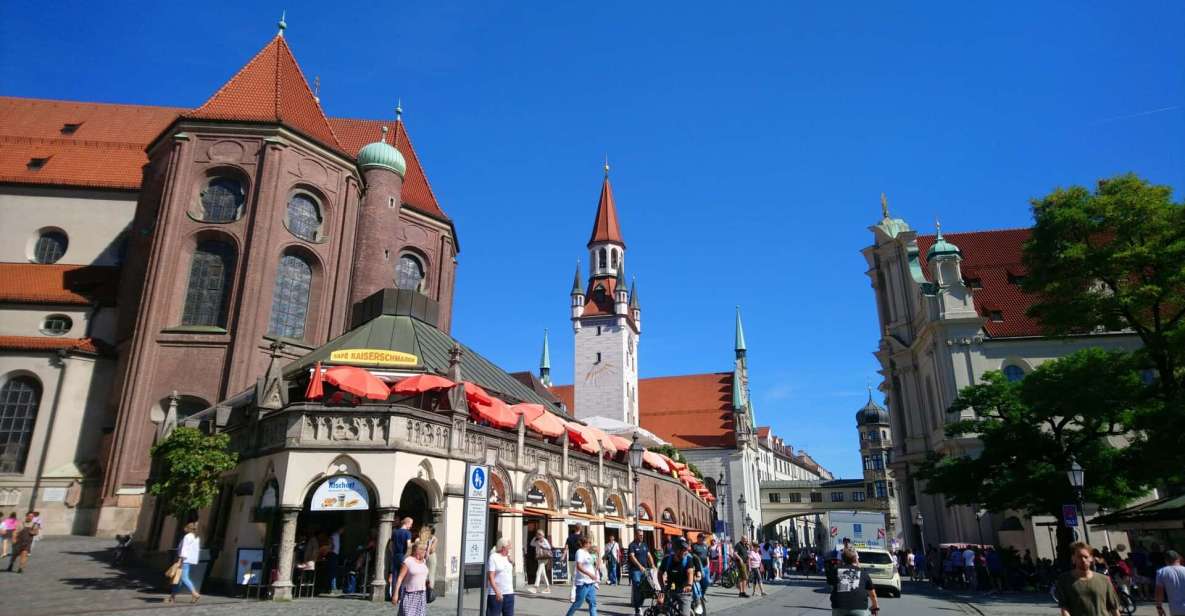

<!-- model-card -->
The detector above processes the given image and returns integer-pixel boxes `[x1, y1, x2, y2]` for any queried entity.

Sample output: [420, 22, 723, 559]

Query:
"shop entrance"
[523, 479, 559, 585]
[297, 475, 377, 596]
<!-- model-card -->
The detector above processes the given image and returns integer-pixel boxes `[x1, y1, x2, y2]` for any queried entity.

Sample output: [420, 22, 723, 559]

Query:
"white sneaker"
[529, 587, 538, 594]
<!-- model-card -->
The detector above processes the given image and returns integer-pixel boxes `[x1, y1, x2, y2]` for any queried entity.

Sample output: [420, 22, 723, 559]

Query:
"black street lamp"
[628, 433, 645, 542]
[915, 511, 925, 552]
[745, 513, 754, 539]
[1066, 456, 1090, 544]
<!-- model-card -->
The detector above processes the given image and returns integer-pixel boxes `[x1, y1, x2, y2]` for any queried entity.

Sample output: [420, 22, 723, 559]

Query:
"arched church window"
[1002, 365, 1026, 383]
[268, 253, 313, 339]
[182, 240, 236, 327]
[598, 248, 607, 269]
[0, 376, 41, 473]
[199, 177, 244, 222]
[611, 249, 618, 269]
[285, 193, 322, 242]
[396, 254, 426, 292]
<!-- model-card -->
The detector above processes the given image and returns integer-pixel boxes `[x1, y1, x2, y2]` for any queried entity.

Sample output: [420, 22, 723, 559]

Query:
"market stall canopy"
[391, 373, 455, 394]
[511, 403, 566, 438]
[1091, 494, 1185, 531]
[324, 365, 390, 400]
[471, 397, 519, 430]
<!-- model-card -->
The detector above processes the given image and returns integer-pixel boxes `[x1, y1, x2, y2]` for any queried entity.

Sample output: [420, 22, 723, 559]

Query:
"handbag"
[165, 561, 181, 584]
[426, 584, 436, 604]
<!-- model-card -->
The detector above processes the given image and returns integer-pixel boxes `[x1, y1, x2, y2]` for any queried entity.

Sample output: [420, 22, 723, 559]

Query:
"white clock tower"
[570, 164, 641, 425]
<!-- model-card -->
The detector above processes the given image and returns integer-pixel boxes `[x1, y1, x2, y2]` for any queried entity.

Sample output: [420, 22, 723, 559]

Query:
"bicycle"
[718, 566, 738, 589]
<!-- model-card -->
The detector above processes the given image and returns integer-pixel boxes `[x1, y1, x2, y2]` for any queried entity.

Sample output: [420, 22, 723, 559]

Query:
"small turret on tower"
[539, 329, 552, 386]
[350, 121, 407, 307]
[629, 278, 641, 332]
[614, 266, 629, 316]
[570, 262, 585, 329]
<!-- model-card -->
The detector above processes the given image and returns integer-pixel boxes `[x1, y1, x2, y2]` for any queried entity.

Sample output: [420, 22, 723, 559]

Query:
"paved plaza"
[0, 537, 1097, 616]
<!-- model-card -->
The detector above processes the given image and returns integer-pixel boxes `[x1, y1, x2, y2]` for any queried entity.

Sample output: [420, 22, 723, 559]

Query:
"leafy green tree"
[148, 427, 238, 521]
[1023, 173, 1185, 402]
[916, 349, 1152, 559]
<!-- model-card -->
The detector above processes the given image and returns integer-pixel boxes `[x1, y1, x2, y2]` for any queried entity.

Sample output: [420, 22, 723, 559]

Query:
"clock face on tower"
[584, 361, 616, 386]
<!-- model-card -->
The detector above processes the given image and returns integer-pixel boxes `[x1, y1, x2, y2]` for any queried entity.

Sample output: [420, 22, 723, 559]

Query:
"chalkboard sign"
[551, 547, 568, 582]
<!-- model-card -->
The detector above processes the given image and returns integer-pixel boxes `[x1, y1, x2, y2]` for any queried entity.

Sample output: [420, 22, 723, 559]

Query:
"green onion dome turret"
[357, 126, 406, 177]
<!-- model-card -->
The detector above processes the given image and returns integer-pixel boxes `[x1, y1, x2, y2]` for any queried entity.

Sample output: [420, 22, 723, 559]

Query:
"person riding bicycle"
[658, 537, 703, 616]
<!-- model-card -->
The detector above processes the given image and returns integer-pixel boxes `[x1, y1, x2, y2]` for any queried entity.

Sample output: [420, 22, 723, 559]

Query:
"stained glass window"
[286, 194, 321, 241]
[200, 177, 243, 222]
[182, 240, 236, 327]
[0, 377, 41, 473]
[33, 231, 68, 264]
[268, 253, 312, 339]
[396, 254, 425, 291]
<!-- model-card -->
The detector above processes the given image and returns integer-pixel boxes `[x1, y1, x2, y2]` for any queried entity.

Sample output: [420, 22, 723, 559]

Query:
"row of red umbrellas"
[304, 365, 701, 485]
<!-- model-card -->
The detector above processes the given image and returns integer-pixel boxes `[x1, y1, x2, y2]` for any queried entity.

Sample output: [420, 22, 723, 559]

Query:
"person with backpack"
[658, 537, 702, 616]
[690, 534, 711, 594]
[827, 549, 879, 616]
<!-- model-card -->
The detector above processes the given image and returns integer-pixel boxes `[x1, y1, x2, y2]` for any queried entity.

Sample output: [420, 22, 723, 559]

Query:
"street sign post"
[456, 464, 489, 616]
[1062, 504, 1078, 527]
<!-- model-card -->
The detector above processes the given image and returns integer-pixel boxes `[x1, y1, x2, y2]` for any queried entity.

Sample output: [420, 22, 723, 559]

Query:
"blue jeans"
[566, 584, 597, 616]
[172, 562, 195, 595]
[630, 569, 644, 609]
[607, 560, 619, 584]
[487, 592, 515, 616]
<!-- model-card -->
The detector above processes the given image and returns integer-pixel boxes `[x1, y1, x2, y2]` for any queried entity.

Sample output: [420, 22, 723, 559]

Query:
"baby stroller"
[642, 569, 708, 616]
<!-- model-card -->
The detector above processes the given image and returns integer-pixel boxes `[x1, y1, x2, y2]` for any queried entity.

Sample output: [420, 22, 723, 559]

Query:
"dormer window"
[27, 158, 48, 171]
[987, 310, 1004, 322]
[1007, 272, 1026, 285]
[963, 277, 983, 289]
[61, 123, 81, 135]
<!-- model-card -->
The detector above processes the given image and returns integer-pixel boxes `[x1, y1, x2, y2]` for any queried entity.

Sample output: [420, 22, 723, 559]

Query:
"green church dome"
[927, 225, 961, 260]
[357, 128, 406, 177]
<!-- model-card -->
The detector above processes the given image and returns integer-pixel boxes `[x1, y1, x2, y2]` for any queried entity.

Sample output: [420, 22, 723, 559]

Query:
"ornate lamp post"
[915, 511, 925, 552]
[628, 433, 645, 541]
[745, 513, 754, 540]
[1067, 456, 1090, 544]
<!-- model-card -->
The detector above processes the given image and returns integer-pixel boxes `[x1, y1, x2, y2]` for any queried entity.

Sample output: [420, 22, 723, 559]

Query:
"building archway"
[297, 473, 378, 595]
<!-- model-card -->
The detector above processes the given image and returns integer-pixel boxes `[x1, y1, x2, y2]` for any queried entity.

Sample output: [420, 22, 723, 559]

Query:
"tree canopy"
[917, 349, 1151, 521]
[148, 427, 238, 520]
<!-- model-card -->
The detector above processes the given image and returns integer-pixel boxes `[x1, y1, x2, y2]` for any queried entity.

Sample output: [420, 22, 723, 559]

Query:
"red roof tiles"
[915, 228, 1041, 338]
[0, 336, 104, 355]
[0, 97, 180, 189]
[0, 264, 120, 306]
[186, 35, 344, 154]
[587, 176, 624, 247]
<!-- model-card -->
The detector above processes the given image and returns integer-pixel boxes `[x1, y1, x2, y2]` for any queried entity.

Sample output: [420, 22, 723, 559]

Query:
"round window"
[41, 314, 73, 336]
[32, 230, 68, 264]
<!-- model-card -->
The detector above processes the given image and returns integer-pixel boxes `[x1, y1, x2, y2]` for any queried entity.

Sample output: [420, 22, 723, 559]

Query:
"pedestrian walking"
[658, 537, 702, 616]
[747, 543, 766, 596]
[1054, 542, 1121, 616]
[604, 535, 621, 585]
[422, 526, 438, 590]
[565, 536, 600, 616]
[566, 527, 583, 603]
[826, 549, 879, 616]
[165, 522, 200, 603]
[327, 525, 344, 594]
[628, 530, 655, 616]
[487, 537, 516, 616]
[707, 538, 722, 583]
[0, 512, 15, 559]
[1156, 550, 1185, 616]
[388, 517, 414, 600]
[5, 512, 37, 574]
[733, 538, 751, 597]
[690, 534, 711, 594]
[391, 541, 431, 616]
[529, 530, 552, 593]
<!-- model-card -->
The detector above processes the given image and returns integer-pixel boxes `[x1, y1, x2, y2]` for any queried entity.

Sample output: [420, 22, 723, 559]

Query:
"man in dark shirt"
[566, 528, 583, 602]
[733, 538, 751, 597]
[690, 534, 711, 595]
[628, 530, 654, 616]
[826, 549, 879, 616]
[658, 538, 702, 616]
[388, 517, 413, 600]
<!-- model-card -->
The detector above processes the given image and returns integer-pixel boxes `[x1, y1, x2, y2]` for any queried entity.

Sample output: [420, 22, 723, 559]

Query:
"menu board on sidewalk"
[551, 547, 568, 582]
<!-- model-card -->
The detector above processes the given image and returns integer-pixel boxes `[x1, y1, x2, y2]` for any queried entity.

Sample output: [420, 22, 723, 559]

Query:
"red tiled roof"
[550, 372, 737, 449]
[0, 264, 120, 306]
[916, 228, 1040, 338]
[757, 426, 770, 438]
[0, 97, 181, 189]
[329, 118, 447, 220]
[0, 335, 105, 356]
[640, 373, 736, 449]
[186, 35, 344, 154]
[587, 176, 624, 247]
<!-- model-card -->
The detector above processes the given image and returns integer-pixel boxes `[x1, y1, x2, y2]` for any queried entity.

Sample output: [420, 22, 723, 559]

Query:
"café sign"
[310, 475, 370, 511]
[329, 348, 418, 367]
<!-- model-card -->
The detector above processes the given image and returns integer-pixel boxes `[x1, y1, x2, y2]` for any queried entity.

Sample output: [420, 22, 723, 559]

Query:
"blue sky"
[4, 2, 1182, 478]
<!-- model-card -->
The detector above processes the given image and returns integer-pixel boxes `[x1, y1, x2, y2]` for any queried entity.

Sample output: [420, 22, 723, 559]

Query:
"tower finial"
[881, 192, 889, 219]
[312, 75, 320, 102]
[603, 155, 610, 177]
[395, 98, 403, 120]
[540, 329, 552, 385]
[277, 10, 287, 35]
[935, 218, 943, 239]
[735, 305, 747, 355]
[380, 125, 389, 144]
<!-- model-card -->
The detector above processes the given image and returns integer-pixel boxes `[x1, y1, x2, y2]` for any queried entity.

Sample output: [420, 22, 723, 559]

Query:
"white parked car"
[856, 549, 902, 597]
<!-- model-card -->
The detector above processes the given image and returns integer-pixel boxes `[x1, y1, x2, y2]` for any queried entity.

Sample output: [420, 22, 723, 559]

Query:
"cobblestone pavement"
[3, 537, 799, 616]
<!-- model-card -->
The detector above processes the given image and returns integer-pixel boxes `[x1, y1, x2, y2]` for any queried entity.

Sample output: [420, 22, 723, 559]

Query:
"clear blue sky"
[4, 2, 1182, 478]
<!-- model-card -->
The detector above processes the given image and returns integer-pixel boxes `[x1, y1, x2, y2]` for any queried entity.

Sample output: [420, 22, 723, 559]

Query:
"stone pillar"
[371, 508, 396, 602]
[272, 507, 301, 600]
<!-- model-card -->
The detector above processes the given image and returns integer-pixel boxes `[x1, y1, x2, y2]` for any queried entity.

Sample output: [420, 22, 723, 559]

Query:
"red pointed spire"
[186, 35, 343, 153]
[587, 175, 625, 248]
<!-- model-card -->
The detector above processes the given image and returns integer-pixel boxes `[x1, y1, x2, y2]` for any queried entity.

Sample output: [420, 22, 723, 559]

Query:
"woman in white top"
[565, 537, 600, 616]
[167, 522, 201, 603]
[487, 537, 516, 616]
[529, 530, 552, 593]
[392, 541, 431, 616]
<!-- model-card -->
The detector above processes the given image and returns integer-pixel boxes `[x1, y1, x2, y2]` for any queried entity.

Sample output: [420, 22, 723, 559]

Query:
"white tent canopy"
[581, 416, 668, 448]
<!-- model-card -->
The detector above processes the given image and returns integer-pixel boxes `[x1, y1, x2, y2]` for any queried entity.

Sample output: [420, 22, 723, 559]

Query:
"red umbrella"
[584, 425, 617, 454]
[510, 404, 566, 438]
[391, 374, 455, 394]
[642, 450, 669, 472]
[463, 381, 495, 405]
[304, 362, 324, 400]
[471, 397, 519, 430]
[607, 434, 632, 451]
[324, 365, 390, 401]
[565, 422, 601, 454]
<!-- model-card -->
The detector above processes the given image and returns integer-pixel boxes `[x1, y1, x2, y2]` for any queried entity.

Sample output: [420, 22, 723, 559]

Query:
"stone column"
[271, 507, 301, 600]
[371, 508, 396, 602]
